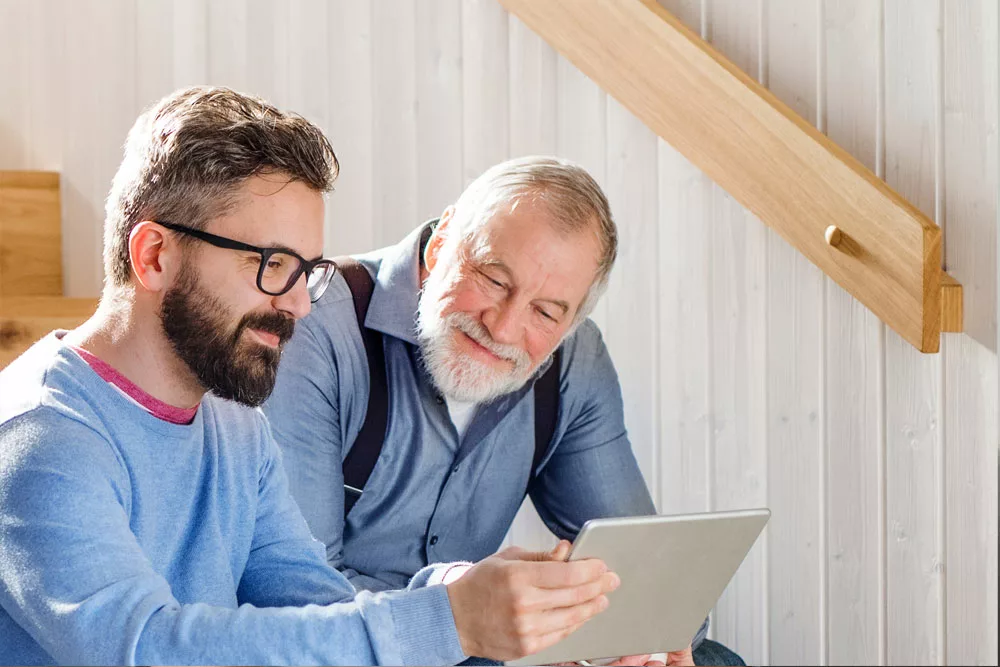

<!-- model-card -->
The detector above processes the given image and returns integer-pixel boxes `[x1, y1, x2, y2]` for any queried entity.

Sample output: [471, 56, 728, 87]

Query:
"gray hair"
[447, 156, 617, 323]
[103, 86, 339, 288]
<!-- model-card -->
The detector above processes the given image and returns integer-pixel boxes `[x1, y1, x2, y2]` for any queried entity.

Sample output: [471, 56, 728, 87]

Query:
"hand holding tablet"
[506, 509, 770, 666]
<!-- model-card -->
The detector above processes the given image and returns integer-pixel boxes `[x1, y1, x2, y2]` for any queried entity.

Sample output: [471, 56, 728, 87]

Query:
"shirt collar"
[364, 219, 437, 345]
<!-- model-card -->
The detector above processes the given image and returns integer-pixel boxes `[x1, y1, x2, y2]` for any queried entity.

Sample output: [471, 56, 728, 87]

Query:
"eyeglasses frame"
[154, 220, 337, 303]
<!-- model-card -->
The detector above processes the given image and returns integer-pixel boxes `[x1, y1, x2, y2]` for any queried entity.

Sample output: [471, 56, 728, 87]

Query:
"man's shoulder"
[298, 251, 385, 338]
[1, 333, 87, 425]
[560, 318, 613, 376]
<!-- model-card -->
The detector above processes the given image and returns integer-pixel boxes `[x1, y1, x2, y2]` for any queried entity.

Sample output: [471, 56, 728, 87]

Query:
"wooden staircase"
[0, 171, 98, 368]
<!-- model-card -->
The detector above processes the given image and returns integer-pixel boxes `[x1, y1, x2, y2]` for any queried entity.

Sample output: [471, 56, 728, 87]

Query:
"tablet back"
[507, 508, 770, 666]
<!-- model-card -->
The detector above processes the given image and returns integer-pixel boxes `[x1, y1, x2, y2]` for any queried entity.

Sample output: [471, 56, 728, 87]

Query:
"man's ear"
[128, 221, 177, 293]
[425, 206, 455, 272]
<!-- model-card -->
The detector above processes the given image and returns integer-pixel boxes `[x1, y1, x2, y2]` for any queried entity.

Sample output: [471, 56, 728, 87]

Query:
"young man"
[0, 88, 618, 666]
[265, 157, 743, 666]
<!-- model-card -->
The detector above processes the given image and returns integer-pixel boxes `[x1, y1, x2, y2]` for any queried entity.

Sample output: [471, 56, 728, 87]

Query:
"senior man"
[0, 91, 619, 666]
[265, 156, 744, 666]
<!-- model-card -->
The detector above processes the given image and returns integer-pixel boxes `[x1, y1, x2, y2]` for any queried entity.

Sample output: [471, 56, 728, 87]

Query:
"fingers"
[524, 618, 590, 658]
[527, 593, 609, 637]
[527, 557, 611, 588]
[548, 539, 572, 561]
[608, 655, 652, 666]
[526, 571, 620, 610]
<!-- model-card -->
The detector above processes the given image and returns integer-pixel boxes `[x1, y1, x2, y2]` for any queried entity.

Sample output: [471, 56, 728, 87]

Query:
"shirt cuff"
[408, 560, 474, 589]
[387, 583, 468, 666]
[427, 562, 474, 587]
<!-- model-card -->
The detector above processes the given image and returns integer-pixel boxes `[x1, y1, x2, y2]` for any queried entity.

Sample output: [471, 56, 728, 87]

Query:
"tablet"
[506, 508, 770, 666]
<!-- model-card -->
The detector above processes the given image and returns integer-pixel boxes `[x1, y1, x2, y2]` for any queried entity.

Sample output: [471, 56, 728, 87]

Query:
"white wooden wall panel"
[604, 101, 661, 512]
[62, 0, 137, 298]
[207, 0, 249, 90]
[702, 1, 769, 662]
[415, 0, 464, 223]
[461, 0, 508, 184]
[326, 0, 375, 256]
[372, 0, 418, 248]
[822, 1, 883, 664]
[0, 2, 996, 665]
[656, 0, 711, 521]
[764, 1, 825, 663]
[883, 2, 946, 664]
[942, 1, 1000, 664]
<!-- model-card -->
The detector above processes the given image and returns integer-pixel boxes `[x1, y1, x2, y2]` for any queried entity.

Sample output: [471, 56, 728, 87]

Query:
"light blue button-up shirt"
[265, 221, 658, 594]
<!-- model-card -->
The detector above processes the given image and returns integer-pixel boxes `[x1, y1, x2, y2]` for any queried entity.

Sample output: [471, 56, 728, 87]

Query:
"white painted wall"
[0, 1, 996, 664]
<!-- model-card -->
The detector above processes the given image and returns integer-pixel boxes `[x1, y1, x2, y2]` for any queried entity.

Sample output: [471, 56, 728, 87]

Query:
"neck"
[63, 289, 205, 410]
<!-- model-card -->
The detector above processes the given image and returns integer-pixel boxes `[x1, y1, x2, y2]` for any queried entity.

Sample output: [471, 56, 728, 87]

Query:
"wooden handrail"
[498, 0, 962, 352]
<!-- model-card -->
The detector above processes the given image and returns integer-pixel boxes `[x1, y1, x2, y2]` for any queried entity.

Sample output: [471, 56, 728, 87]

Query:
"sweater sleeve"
[0, 409, 466, 666]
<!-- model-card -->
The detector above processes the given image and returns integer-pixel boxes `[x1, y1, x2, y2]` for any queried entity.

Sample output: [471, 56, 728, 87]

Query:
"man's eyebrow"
[478, 258, 570, 314]
[265, 240, 324, 262]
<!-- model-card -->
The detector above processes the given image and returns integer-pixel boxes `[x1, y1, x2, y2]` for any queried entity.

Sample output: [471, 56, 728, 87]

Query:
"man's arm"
[529, 322, 657, 540]
[528, 322, 710, 654]
[0, 411, 464, 666]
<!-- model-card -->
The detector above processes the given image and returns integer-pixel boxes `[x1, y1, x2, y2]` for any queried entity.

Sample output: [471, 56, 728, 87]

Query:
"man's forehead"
[208, 178, 325, 258]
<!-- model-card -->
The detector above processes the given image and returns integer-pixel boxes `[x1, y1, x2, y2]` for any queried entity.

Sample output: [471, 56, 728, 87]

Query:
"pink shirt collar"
[70, 346, 199, 425]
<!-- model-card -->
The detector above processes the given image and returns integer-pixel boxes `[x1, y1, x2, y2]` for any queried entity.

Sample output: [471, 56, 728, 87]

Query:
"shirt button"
[429, 535, 439, 546]
[435, 394, 445, 405]
[452, 465, 460, 474]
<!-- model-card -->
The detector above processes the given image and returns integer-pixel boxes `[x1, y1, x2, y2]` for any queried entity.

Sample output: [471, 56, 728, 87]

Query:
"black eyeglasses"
[156, 220, 337, 303]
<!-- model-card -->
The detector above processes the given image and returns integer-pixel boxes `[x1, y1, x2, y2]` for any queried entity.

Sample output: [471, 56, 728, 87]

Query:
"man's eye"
[536, 307, 557, 322]
[480, 271, 505, 289]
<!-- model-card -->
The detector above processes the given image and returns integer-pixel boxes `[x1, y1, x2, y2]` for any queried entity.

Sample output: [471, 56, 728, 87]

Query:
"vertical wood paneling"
[62, 0, 137, 297]
[245, 0, 282, 103]
[23, 0, 65, 171]
[207, 0, 249, 91]
[605, 102, 660, 511]
[942, 1, 1000, 664]
[415, 0, 464, 222]
[657, 0, 711, 520]
[461, 0, 509, 186]
[171, 0, 207, 88]
[372, 0, 417, 247]
[286, 0, 330, 133]
[704, 1, 769, 661]
[822, 1, 882, 664]
[0, 0, 29, 168]
[326, 0, 374, 256]
[135, 0, 176, 107]
[764, 1, 825, 663]
[883, 2, 945, 664]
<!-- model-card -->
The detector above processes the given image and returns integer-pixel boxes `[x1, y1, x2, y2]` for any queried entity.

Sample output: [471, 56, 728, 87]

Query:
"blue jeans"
[458, 638, 745, 666]
[692, 639, 745, 666]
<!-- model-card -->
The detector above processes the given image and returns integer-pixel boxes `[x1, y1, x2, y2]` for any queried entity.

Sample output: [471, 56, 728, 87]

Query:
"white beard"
[416, 274, 536, 404]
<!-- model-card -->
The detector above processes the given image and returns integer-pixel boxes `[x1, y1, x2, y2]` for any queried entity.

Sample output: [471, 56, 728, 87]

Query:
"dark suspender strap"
[528, 347, 562, 494]
[335, 257, 389, 519]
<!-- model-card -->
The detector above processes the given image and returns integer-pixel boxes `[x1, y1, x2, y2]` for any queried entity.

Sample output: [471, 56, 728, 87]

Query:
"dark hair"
[103, 86, 339, 287]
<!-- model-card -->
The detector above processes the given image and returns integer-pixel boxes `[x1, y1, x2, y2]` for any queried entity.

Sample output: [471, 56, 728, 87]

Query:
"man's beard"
[160, 265, 295, 407]
[416, 273, 537, 404]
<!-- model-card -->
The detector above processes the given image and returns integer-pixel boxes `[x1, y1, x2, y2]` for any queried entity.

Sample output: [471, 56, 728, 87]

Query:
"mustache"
[235, 311, 296, 347]
[449, 312, 529, 365]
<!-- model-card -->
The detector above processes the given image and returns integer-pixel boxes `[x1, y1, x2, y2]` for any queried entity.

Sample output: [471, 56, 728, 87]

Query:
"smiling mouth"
[248, 328, 281, 348]
[459, 331, 510, 365]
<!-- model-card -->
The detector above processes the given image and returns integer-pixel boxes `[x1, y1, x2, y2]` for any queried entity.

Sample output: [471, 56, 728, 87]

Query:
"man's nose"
[272, 273, 312, 320]
[482, 303, 522, 346]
